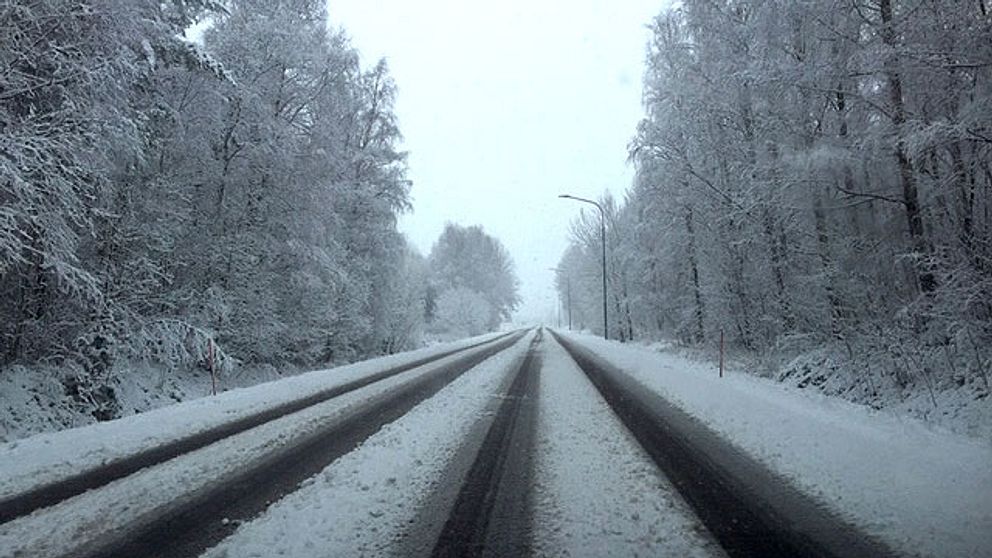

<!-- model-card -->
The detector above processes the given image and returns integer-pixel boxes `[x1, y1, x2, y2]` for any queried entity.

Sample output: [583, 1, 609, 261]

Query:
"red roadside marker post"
[208, 338, 217, 396]
[719, 329, 725, 378]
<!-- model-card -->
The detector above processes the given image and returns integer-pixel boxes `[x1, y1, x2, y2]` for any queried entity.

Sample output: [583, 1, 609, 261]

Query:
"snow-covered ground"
[0, 331, 505, 503]
[558, 331, 992, 558]
[531, 335, 724, 557]
[0, 333, 509, 445]
[200, 331, 534, 557]
[634, 337, 992, 441]
[0, 359, 290, 443]
[4, 328, 988, 557]
[0, 331, 525, 558]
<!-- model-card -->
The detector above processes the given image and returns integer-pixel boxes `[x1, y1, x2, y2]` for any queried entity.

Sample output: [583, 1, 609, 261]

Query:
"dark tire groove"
[431, 331, 541, 558]
[0, 331, 516, 525]
[75, 332, 525, 558]
[552, 331, 898, 558]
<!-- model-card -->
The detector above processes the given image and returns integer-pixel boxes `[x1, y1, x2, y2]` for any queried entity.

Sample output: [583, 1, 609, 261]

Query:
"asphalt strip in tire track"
[78, 332, 526, 558]
[429, 330, 542, 558]
[0, 331, 518, 525]
[552, 331, 899, 558]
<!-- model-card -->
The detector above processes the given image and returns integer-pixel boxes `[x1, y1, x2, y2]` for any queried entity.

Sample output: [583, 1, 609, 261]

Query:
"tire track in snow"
[553, 331, 897, 558]
[198, 331, 537, 558]
[0, 332, 526, 558]
[531, 334, 724, 558]
[429, 330, 542, 557]
[0, 331, 519, 525]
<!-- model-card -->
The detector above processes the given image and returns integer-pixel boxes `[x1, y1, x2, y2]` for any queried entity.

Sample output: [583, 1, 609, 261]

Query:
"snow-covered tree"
[0, 0, 224, 367]
[429, 223, 520, 331]
[1, 0, 428, 419]
[558, 0, 992, 399]
[434, 287, 493, 338]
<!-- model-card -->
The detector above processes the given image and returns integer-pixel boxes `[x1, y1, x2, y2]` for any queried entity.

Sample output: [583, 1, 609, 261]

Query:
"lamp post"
[548, 267, 572, 331]
[548, 273, 560, 328]
[558, 194, 608, 340]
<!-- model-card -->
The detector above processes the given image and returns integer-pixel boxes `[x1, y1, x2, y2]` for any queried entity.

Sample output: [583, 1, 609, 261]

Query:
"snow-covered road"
[0, 331, 510, 509]
[555, 331, 992, 558]
[531, 335, 724, 557]
[0, 332, 524, 557]
[201, 331, 534, 557]
[1, 328, 987, 557]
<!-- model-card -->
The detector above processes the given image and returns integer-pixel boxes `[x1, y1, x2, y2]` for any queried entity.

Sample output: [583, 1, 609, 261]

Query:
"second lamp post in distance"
[558, 194, 608, 340]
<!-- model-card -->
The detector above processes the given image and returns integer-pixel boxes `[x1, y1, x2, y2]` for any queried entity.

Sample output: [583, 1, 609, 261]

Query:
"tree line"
[558, 0, 991, 398]
[0, 0, 519, 409]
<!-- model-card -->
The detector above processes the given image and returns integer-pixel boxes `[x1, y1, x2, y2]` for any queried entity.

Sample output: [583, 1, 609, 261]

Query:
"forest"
[0, 0, 518, 426]
[557, 0, 991, 407]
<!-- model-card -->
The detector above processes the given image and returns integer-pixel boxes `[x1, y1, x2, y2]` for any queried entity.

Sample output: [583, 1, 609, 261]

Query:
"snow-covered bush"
[434, 287, 493, 338]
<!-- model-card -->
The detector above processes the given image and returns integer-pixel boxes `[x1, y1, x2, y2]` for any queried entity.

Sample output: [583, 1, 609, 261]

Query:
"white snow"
[557, 331, 992, 558]
[0, 332, 506, 505]
[6, 327, 986, 557]
[0, 332, 523, 558]
[531, 335, 725, 557]
[199, 331, 535, 557]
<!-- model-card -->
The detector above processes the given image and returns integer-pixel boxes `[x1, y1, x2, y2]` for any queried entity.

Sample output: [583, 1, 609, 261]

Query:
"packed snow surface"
[0, 332, 505, 502]
[0, 332, 518, 558]
[558, 332, 992, 558]
[531, 336, 725, 557]
[200, 332, 535, 557]
[5, 328, 986, 557]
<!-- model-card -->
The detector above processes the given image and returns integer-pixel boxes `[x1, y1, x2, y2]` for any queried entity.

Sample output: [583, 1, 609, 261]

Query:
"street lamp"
[548, 267, 572, 331]
[558, 194, 608, 340]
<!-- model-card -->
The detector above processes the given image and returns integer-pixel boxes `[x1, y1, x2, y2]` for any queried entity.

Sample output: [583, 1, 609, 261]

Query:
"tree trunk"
[685, 205, 706, 343]
[835, 89, 863, 236]
[879, 0, 936, 293]
[814, 192, 844, 336]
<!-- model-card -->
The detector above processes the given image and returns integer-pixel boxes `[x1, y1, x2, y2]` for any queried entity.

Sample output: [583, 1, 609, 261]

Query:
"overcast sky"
[327, 0, 669, 324]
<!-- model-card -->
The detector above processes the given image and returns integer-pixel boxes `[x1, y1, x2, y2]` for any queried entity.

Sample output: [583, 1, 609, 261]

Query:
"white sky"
[327, 0, 668, 323]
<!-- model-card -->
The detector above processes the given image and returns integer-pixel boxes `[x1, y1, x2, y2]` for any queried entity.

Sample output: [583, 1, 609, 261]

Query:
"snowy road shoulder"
[198, 332, 534, 558]
[558, 332, 992, 558]
[0, 332, 506, 502]
[531, 335, 724, 557]
[0, 332, 526, 558]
